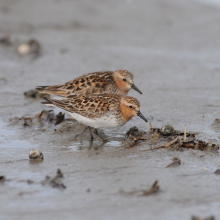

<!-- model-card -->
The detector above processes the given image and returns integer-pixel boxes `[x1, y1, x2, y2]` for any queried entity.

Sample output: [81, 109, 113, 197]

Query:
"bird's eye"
[129, 105, 133, 109]
[123, 78, 126, 82]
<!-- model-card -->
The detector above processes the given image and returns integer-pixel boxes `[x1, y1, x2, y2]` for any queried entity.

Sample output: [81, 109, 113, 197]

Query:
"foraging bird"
[36, 70, 142, 99]
[43, 93, 147, 142]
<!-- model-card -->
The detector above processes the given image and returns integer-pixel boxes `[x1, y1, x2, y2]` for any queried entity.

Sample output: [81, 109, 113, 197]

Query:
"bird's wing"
[36, 71, 113, 98]
[43, 95, 110, 119]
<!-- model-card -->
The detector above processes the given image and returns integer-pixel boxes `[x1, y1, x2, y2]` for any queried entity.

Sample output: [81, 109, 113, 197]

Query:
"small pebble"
[17, 39, 41, 55]
[17, 43, 31, 54]
[161, 125, 174, 136]
[29, 149, 43, 160]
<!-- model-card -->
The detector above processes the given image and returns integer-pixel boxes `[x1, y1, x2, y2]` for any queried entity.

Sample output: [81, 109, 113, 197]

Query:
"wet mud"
[1, 0, 220, 220]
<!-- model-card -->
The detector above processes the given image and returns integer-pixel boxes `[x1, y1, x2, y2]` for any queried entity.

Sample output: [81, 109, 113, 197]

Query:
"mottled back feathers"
[37, 71, 118, 98]
[44, 93, 121, 119]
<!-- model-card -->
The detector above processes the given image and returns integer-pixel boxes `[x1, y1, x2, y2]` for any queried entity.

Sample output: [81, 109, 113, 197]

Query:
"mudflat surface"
[0, 0, 220, 219]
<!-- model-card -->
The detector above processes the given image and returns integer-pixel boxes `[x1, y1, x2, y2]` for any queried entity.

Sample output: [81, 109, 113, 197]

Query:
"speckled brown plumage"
[44, 93, 119, 118]
[36, 70, 141, 98]
[43, 93, 146, 128]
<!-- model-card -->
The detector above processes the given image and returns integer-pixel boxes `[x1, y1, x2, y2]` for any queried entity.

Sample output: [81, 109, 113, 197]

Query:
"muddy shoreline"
[1, 0, 220, 219]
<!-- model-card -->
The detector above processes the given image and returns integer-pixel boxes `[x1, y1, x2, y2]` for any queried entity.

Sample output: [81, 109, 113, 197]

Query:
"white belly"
[69, 113, 119, 128]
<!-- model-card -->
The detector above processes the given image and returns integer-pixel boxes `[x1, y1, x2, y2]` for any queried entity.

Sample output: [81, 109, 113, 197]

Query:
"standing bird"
[36, 70, 142, 99]
[42, 93, 147, 142]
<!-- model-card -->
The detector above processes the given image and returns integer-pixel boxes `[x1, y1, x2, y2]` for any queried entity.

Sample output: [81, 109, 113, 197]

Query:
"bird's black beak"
[131, 84, 142, 94]
[137, 110, 148, 122]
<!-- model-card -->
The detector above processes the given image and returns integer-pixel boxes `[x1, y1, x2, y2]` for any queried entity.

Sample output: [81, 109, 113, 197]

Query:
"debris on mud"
[0, 176, 5, 183]
[155, 138, 179, 149]
[17, 39, 41, 57]
[0, 37, 41, 58]
[29, 149, 44, 160]
[142, 181, 160, 196]
[0, 77, 7, 85]
[36, 110, 55, 121]
[211, 118, 220, 133]
[119, 181, 160, 196]
[24, 89, 50, 99]
[191, 216, 215, 220]
[55, 112, 65, 125]
[215, 119, 220, 123]
[0, 36, 12, 46]
[140, 124, 219, 153]
[41, 169, 66, 189]
[27, 180, 34, 184]
[41, 176, 50, 185]
[10, 110, 67, 127]
[125, 126, 148, 147]
[214, 169, 220, 175]
[125, 124, 219, 152]
[166, 157, 181, 167]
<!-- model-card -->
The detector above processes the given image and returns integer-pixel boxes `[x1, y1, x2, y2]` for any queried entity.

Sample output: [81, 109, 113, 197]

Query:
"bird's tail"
[36, 85, 66, 97]
[41, 97, 55, 107]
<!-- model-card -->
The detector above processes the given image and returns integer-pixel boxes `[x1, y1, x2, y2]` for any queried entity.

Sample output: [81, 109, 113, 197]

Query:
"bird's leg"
[88, 127, 94, 142]
[70, 126, 89, 141]
[94, 141, 107, 151]
[88, 141, 93, 150]
[94, 128, 108, 142]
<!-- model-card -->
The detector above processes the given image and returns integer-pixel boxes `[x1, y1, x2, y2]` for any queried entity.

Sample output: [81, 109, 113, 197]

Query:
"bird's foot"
[70, 126, 89, 141]
[94, 129, 108, 142]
